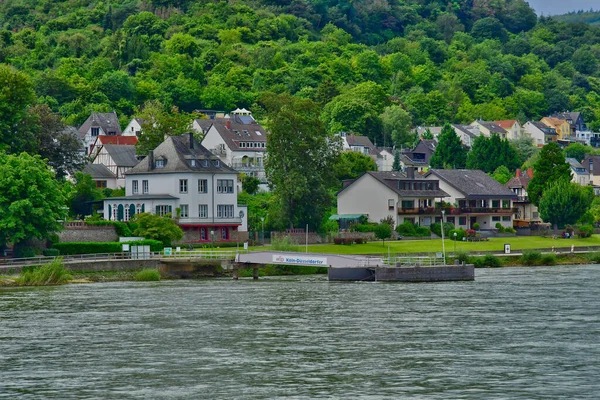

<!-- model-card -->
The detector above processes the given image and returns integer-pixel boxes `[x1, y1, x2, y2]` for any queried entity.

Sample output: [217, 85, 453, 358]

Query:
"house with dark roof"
[567, 158, 590, 186]
[83, 163, 118, 189]
[552, 112, 586, 134]
[89, 135, 138, 157]
[423, 169, 517, 230]
[523, 121, 558, 145]
[199, 110, 267, 183]
[505, 168, 540, 226]
[452, 124, 480, 148]
[91, 144, 138, 188]
[337, 169, 450, 228]
[400, 139, 437, 172]
[342, 133, 375, 155]
[470, 120, 508, 139]
[541, 117, 571, 140]
[122, 118, 145, 138]
[102, 133, 247, 243]
[78, 112, 122, 155]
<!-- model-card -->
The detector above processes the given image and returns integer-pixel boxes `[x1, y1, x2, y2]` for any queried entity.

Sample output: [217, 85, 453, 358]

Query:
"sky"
[527, 0, 599, 15]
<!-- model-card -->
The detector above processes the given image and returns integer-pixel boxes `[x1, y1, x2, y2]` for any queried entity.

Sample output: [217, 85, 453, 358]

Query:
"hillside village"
[61, 105, 599, 246]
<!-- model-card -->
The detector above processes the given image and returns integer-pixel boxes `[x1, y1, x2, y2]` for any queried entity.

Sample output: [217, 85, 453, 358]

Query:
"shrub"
[472, 222, 480, 230]
[430, 222, 455, 237]
[504, 227, 516, 234]
[465, 229, 477, 237]
[495, 222, 505, 233]
[354, 238, 367, 244]
[449, 228, 466, 241]
[16, 258, 72, 286]
[541, 253, 557, 266]
[43, 248, 60, 257]
[521, 250, 542, 266]
[53, 240, 163, 255]
[396, 222, 431, 237]
[576, 224, 594, 238]
[454, 251, 470, 264]
[473, 254, 501, 268]
[14, 245, 36, 258]
[586, 252, 600, 263]
[350, 222, 378, 232]
[271, 236, 301, 251]
[135, 269, 161, 281]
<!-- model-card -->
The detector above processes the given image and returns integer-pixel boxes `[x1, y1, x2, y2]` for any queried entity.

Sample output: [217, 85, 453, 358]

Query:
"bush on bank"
[17, 258, 72, 286]
[53, 240, 163, 255]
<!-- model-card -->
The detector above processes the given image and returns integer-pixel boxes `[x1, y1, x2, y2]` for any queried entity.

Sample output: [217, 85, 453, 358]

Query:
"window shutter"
[156, 205, 160, 215]
[168, 205, 172, 216]
[108, 205, 112, 220]
[141, 204, 145, 213]
[129, 204, 136, 218]
[117, 204, 124, 221]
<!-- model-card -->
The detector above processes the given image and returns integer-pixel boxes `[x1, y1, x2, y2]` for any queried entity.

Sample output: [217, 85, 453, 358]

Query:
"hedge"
[396, 222, 431, 237]
[53, 240, 163, 255]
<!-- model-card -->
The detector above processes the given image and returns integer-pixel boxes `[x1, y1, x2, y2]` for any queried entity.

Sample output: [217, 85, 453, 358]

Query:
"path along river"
[1, 265, 599, 399]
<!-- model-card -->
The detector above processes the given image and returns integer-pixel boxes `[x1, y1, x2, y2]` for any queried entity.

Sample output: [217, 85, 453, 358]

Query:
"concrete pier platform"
[328, 264, 474, 282]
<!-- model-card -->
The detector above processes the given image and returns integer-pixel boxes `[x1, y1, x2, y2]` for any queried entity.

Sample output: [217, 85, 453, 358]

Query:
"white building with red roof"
[494, 120, 522, 140]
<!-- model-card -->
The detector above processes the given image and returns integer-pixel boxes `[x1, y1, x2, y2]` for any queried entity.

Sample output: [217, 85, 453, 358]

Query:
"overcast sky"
[527, 0, 599, 15]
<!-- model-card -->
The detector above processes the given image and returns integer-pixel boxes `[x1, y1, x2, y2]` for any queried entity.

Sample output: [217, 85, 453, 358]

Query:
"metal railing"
[382, 255, 445, 267]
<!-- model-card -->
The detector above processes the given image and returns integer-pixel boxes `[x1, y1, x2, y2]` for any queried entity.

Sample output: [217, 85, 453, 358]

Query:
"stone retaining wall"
[58, 222, 118, 243]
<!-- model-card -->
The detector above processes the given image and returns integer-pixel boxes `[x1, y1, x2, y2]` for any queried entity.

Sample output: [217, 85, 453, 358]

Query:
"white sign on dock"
[272, 255, 328, 266]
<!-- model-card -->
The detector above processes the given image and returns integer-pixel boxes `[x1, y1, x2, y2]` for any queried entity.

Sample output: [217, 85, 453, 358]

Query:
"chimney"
[189, 132, 194, 149]
[407, 166, 415, 179]
[515, 169, 521, 178]
[226, 120, 231, 129]
[148, 150, 154, 171]
[527, 168, 534, 178]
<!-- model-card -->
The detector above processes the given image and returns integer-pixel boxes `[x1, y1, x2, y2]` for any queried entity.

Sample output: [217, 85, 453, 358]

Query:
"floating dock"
[328, 264, 475, 282]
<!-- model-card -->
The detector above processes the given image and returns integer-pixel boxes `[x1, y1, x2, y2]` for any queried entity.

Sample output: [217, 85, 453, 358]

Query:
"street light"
[261, 217, 265, 246]
[441, 210, 446, 265]
[453, 231, 457, 255]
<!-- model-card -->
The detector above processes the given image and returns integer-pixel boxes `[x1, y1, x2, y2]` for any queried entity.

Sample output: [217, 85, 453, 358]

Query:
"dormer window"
[190, 160, 196, 167]
[202, 160, 208, 167]
[213, 160, 220, 167]
[156, 159, 166, 168]
[91, 127, 100, 137]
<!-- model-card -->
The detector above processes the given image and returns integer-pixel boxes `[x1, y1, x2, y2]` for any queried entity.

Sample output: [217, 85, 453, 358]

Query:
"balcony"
[178, 217, 243, 225]
[231, 162, 265, 171]
[399, 207, 518, 216]
[513, 196, 529, 202]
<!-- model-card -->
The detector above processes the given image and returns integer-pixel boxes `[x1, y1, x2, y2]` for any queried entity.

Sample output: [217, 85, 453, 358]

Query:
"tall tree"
[333, 151, 377, 182]
[263, 93, 342, 230]
[527, 142, 572, 206]
[381, 105, 414, 148]
[539, 180, 593, 229]
[429, 123, 467, 169]
[467, 134, 520, 172]
[69, 172, 103, 218]
[0, 152, 67, 247]
[392, 149, 401, 171]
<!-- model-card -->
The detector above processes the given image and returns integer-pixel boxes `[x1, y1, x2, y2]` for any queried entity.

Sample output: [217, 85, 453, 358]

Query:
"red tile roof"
[96, 136, 138, 145]
[494, 120, 518, 129]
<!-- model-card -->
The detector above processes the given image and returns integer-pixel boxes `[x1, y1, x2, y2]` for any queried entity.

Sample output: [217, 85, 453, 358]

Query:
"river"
[1, 265, 599, 399]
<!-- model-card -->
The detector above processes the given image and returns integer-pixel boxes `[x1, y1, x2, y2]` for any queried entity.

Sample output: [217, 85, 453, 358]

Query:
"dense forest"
[2, 0, 600, 149]
[553, 10, 600, 26]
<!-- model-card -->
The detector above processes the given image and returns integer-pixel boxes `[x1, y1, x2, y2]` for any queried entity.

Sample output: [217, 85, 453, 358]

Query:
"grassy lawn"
[252, 235, 600, 255]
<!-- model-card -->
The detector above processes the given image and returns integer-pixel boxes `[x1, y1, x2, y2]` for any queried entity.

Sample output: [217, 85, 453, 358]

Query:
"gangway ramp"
[235, 251, 383, 268]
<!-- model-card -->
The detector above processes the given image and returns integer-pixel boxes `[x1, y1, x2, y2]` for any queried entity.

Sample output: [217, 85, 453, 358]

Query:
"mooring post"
[253, 267, 259, 280]
[233, 265, 239, 280]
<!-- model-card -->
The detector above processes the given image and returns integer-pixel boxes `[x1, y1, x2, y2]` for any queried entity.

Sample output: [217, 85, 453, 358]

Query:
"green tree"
[132, 213, 183, 246]
[539, 180, 593, 229]
[333, 151, 377, 182]
[70, 172, 103, 218]
[0, 152, 67, 247]
[263, 93, 342, 230]
[241, 174, 261, 195]
[422, 129, 434, 140]
[467, 134, 520, 172]
[136, 100, 196, 155]
[564, 142, 593, 162]
[430, 123, 467, 169]
[491, 165, 512, 184]
[527, 142, 572, 206]
[512, 136, 539, 165]
[374, 221, 394, 245]
[392, 149, 401, 171]
[381, 105, 414, 148]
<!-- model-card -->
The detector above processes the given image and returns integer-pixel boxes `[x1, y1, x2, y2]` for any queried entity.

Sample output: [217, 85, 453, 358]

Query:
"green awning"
[329, 214, 366, 221]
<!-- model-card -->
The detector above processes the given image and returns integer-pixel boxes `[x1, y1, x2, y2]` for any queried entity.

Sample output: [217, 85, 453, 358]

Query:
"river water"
[1, 265, 599, 399]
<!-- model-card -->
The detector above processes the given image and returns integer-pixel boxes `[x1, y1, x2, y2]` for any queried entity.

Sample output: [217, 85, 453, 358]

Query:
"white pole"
[441, 210, 446, 265]
[306, 224, 308, 253]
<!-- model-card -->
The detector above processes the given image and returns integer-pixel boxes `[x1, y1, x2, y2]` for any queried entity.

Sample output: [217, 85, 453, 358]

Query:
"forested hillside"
[2, 0, 600, 148]
[553, 10, 600, 26]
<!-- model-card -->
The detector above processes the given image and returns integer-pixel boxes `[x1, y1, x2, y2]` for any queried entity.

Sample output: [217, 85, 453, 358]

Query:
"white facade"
[123, 118, 143, 137]
[338, 174, 398, 225]
[523, 122, 546, 146]
[376, 148, 394, 172]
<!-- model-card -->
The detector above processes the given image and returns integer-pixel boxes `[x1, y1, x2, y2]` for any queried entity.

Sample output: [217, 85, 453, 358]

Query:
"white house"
[122, 118, 144, 137]
[103, 133, 248, 243]
[423, 169, 517, 230]
[78, 112, 122, 155]
[495, 120, 522, 140]
[567, 158, 590, 186]
[200, 110, 267, 183]
[92, 144, 138, 188]
[470, 120, 508, 139]
[336, 169, 450, 228]
[374, 147, 394, 172]
[452, 124, 480, 148]
[82, 163, 118, 190]
[523, 121, 558, 146]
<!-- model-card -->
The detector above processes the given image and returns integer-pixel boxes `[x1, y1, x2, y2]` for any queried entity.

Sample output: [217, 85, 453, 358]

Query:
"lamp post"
[453, 231, 457, 254]
[261, 217, 265, 246]
[441, 210, 446, 265]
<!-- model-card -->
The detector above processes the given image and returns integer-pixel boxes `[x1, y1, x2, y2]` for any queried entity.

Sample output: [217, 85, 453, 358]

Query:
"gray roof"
[552, 112, 580, 124]
[339, 171, 449, 198]
[478, 121, 507, 134]
[415, 126, 442, 136]
[82, 163, 116, 179]
[194, 119, 214, 134]
[78, 112, 122, 137]
[529, 121, 558, 135]
[105, 194, 178, 201]
[426, 169, 516, 199]
[206, 115, 267, 152]
[453, 124, 480, 138]
[346, 134, 374, 148]
[567, 158, 589, 175]
[127, 133, 237, 175]
[103, 144, 138, 167]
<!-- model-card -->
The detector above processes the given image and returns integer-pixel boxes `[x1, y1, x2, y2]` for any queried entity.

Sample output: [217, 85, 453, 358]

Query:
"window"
[199, 204, 208, 218]
[96, 180, 107, 189]
[388, 199, 395, 211]
[112, 204, 117, 221]
[201, 160, 208, 167]
[502, 200, 510, 208]
[180, 204, 189, 218]
[217, 179, 234, 193]
[155, 159, 165, 168]
[124, 204, 130, 221]
[136, 204, 142, 214]
[91, 127, 100, 136]
[217, 205, 234, 218]
[502, 216, 511, 222]
[401, 200, 414, 209]
[404, 217, 415, 224]
[492, 216, 501, 222]
[459, 217, 467, 226]
[221, 228, 229, 240]
[190, 160, 196, 167]
[142, 180, 148, 194]
[492, 200, 500, 208]
[198, 179, 208, 193]
[156, 205, 171, 217]
[201, 228, 207, 240]
[132, 180, 139, 194]
[447, 217, 455, 224]
[179, 179, 188, 193]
